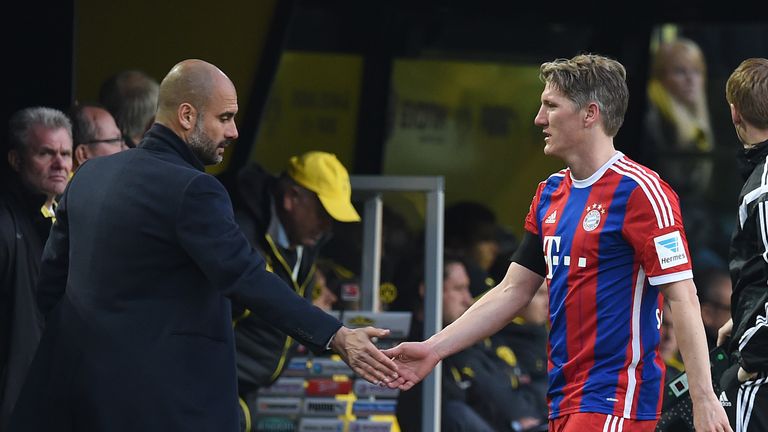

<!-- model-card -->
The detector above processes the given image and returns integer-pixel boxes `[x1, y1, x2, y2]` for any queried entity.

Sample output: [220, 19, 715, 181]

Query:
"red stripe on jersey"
[613, 158, 674, 228]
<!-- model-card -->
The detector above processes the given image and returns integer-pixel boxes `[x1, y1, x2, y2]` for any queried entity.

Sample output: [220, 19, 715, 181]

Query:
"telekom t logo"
[543, 235, 587, 279]
[543, 235, 561, 279]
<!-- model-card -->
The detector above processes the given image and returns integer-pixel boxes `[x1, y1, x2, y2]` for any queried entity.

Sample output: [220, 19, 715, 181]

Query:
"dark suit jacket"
[9, 124, 341, 431]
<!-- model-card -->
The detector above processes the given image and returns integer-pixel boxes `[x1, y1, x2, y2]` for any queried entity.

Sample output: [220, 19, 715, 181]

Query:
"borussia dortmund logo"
[380, 282, 397, 304]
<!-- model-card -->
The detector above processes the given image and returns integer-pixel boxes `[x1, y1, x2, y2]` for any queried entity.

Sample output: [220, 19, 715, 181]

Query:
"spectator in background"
[99, 69, 159, 148]
[320, 203, 417, 312]
[0, 107, 72, 429]
[445, 201, 502, 298]
[444, 201, 541, 417]
[644, 37, 714, 201]
[695, 267, 732, 349]
[659, 302, 684, 382]
[312, 260, 340, 312]
[283, 261, 343, 362]
[656, 302, 689, 432]
[397, 255, 544, 432]
[314, 258, 362, 312]
[489, 224, 519, 286]
[489, 281, 549, 423]
[69, 103, 128, 169]
[643, 38, 721, 264]
[231, 151, 362, 427]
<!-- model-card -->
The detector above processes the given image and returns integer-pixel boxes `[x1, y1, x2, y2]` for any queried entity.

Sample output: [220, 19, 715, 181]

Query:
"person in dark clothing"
[318, 204, 417, 313]
[695, 266, 732, 350]
[231, 151, 363, 423]
[396, 255, 492, 431]
[69, 103, 128, 169]
[8, 59, 399, 432]
[445, 201, 501, 298]
[311, 260, 341, 312]
[642, 38, 715, 204]
[488, 281, 550, 425]
[397, 255, 544, 432]
[0, 107, 72, 429]
[716, 57, 768, 431]
[98, 69, 160, 148]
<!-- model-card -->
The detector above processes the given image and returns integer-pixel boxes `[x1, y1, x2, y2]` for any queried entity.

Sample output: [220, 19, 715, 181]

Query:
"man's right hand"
[381, 341, 441, 390]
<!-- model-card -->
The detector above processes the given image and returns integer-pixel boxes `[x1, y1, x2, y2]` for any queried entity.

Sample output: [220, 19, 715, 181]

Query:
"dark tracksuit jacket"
[728, 140, 768, 375]
[722, 140, 768, 431]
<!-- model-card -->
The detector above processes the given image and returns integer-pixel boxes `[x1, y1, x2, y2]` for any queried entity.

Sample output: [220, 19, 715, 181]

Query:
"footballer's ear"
[584, 101, 600, 128]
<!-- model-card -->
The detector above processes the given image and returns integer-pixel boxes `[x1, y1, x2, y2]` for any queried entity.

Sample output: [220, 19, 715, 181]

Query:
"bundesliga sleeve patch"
[654, 231, 689, 269]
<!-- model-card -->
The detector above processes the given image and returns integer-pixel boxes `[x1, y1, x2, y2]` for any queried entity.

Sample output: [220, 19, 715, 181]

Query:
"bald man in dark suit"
[9, 59, 399, 431]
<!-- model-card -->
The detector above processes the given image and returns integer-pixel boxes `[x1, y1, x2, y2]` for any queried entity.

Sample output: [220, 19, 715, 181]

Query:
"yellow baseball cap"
[287, 151, 361, 222]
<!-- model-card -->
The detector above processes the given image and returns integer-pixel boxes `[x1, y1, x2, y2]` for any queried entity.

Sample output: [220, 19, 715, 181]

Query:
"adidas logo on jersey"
[719, 391, 731, 407]
[545, 210, 557, 224]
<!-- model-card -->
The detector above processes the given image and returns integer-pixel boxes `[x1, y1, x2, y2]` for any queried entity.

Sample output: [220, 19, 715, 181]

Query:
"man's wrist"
[327, 326, 346, 351]
[687, 378, 717, 404]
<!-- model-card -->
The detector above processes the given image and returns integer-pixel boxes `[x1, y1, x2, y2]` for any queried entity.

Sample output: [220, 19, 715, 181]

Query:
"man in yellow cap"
[231, 151, 360, 427]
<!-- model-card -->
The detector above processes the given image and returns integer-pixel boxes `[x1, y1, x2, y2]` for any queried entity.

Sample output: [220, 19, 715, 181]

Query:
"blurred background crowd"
[4, 2, 768, 431]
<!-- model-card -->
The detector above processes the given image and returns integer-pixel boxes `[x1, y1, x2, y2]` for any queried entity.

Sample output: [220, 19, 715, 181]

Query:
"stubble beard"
[188, 119, 223, 165]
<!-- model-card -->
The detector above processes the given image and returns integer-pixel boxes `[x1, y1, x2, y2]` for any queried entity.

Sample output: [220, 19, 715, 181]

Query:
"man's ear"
[730, 103, 741, 126]
[178, 103, 196, 130]
[7, 149, 21, 173]
[584, 102, 600, 128]
[75, 145, 89, 165]
[282, 185, 300, 211]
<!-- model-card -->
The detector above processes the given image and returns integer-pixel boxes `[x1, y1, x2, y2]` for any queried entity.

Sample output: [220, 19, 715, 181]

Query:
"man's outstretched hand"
[381, 341, 441, 390]
[330, 326, 402, 386]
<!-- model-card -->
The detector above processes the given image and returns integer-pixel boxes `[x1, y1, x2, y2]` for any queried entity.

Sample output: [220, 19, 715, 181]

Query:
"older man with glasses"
[69, 103, 128, 170]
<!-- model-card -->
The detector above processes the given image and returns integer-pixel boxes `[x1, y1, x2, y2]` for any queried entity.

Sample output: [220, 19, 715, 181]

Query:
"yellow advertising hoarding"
[383, 58, 563, 236]
[248, 51, 363, 174]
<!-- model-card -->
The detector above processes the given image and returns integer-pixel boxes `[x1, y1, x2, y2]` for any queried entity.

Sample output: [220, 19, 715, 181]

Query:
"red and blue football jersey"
[523, 152, 693, 420]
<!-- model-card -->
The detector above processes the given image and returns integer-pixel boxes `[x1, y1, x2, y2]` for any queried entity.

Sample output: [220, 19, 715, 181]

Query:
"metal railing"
[350, 175, 444, 432]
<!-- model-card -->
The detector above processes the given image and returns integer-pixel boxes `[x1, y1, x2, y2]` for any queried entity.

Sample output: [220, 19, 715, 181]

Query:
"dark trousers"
[723, 373, 768, 432]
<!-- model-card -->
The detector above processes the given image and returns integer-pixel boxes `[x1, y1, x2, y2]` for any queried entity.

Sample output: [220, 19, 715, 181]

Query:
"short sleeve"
[622, 180, 693, 286]
[523, 182, 546, 236]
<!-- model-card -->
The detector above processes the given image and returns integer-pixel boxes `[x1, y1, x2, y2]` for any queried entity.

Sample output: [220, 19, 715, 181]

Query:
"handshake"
[329, 326, 438, 390]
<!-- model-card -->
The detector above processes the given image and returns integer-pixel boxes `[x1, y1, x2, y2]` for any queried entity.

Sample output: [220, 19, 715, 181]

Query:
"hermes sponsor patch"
[654, 231, 688, 269]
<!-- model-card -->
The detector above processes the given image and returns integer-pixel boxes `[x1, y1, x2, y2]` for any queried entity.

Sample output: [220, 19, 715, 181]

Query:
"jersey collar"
[570, 151, 623, 189]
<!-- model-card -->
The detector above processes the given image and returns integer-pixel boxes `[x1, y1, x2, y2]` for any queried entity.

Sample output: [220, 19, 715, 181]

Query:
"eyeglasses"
[81, 136, 124, 145]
